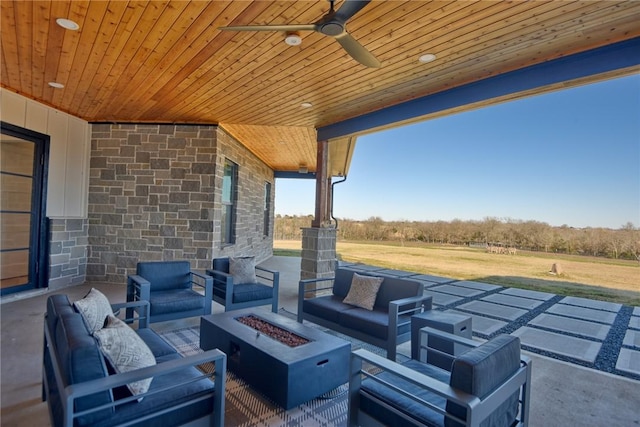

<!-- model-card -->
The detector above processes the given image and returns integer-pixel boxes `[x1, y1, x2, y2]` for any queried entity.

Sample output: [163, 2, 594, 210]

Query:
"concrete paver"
[451, 280, 501, 291]
[528, 313, 611, 340]
[512, 327, 602, 363]
[560, 296, 622, 312]
[482, 293, 545, 310]
[376, 269, 418, 277]
[447, 309, 508, 336]
[424, 291, 463, 306]
[457, 300, 528, 321]
[500, 287, 556, 301]
[616, 348, 640, 376]
[547, 304, 617, 324]
[429, 284, 485, 297]
[629, 316, 640, 330]
[634, 307, 640, 316]
[411, 274, 452, 284]
[623, 330, 640, 347]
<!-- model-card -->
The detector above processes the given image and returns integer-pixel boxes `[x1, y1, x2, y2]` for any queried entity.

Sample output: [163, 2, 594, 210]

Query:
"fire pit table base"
[200, 309, 351, 409]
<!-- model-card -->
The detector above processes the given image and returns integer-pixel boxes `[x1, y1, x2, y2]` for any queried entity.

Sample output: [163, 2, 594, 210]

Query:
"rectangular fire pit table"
[200, 309, 351, 409]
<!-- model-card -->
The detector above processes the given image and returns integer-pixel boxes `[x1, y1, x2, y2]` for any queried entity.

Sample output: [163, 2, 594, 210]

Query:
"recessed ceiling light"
[284, 32, 302, 46]
[48, 82, 64, 89]
[300, 102, 313, 108]
[419, 53, 437, 63]
[56, 18, 79, 31]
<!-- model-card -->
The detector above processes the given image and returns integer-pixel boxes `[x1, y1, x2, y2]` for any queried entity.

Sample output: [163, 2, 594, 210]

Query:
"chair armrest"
[297, 277, 336, 323]
[255, 265, 278, 275]
[111, 300, 150, 328]
[127, 275, 151, 328]
[349, 348, 479, 426]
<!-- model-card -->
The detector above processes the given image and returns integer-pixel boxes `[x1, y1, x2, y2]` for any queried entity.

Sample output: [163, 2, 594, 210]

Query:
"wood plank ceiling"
[2, 1, 639, 175]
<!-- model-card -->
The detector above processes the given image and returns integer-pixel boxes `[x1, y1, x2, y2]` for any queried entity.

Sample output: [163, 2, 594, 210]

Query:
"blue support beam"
[317, 37, 640, 141]
[274, 171, 317, 179]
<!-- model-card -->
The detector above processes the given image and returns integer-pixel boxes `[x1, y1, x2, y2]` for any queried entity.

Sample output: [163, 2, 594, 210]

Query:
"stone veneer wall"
[86, 124, 274, 284]
[48, 218, 88, 289]
[300, 227, 337, 280]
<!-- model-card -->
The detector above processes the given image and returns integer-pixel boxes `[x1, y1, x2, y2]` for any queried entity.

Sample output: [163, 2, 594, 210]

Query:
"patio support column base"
[300, 227, 336, 281]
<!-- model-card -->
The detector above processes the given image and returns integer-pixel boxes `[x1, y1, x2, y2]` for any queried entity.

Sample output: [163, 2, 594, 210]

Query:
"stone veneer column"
[48, 218, 88, 289]
[300, 227, 337, 280]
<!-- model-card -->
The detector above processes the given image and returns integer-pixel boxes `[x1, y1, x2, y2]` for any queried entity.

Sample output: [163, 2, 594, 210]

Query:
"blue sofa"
[42, 294, 226, 427]
[297, 268, 432, 360]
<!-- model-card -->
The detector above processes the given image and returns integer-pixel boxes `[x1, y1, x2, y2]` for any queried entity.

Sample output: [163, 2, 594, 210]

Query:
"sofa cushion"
[332, 268, 357, 298]
[94, 316, 156, 398]
[360, 359, 451, 427]
[136, 328, 178, 358]
[229, 256, 257, 284]
[232, 283, 273, 303]
[445, 335, 521, 427]
[46, 294, 75, 337]
[303, 295, 355, 324]
[338, 306, 412, 340]
[137, 261, 191, 291]
[374, 276, 422, 309]
[148, 289, 205, 315]
[74, 288, 114, 334]
[343, 273, 384, 310]
[55, 313, 113, 426]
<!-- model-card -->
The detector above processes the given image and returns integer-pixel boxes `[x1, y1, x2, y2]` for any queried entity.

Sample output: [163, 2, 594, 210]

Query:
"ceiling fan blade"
[219, 24, 316, 32]
[334, 0, 371, 22]
[335, 32, 380, 68]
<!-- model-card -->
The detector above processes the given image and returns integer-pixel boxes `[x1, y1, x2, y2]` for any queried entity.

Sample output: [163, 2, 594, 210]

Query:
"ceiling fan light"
[284, 32, 302, 46]
[48, 82, 64, 89]
[56, 18, 79, 30]
[419, 53, 437, 63]
[300, 102, 313, 108]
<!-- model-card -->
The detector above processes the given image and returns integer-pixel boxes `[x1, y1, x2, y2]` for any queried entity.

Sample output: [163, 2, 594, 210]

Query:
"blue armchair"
[348, 328, 532, 427]
[127, 260, 213, 326]
[206, 257, 279, 313]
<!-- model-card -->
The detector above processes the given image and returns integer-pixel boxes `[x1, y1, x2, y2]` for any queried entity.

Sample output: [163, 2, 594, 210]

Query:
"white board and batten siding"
[1, 89, 90, 218]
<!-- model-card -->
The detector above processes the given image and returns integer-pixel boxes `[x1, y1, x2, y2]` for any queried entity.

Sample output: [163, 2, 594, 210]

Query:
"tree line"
[274, 215, 640, 261]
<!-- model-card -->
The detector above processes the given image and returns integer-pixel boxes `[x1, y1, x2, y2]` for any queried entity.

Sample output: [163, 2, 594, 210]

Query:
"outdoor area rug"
[159, 325, 352, 427]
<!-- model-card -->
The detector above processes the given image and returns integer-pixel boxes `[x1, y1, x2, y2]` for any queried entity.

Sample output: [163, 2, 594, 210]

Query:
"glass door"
[0, 122, 49, 295]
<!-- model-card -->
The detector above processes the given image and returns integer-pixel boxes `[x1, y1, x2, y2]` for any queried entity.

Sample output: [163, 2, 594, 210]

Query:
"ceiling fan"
[219, 0, 380, 68]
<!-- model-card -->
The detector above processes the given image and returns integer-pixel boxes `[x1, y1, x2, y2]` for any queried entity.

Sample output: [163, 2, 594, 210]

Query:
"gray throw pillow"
[343, 273, 384, 310]
[230, 256, 257, 284]
[94, 315, 156, 399]
[74, 288, 114, 334]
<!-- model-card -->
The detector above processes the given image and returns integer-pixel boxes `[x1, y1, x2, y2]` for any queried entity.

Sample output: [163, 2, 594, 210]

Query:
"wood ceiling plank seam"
[70, 1, 131, 116]
[140, 1, 320, 120]
[83, 0, 167, 118]
[104, 1, 236, 119]
[41, 1, 71, 105]
[219, 123, 282, 169]
[97, 0, 190, 116]
[57, 0, 109, 113]
[245, 2, 560, 125]
[190, 1, 518, 125]
[135, 0, 284, 117]
[32, 1, 52, 102]
[182, 1, 415, 121]
[293, 1, 615, 126]
[13, 1, 33, 93]
[91, 0, 179, 116]
[77, 1, 149, 117]
[103, 0, 220, 118]
[0, 2, 22, 91]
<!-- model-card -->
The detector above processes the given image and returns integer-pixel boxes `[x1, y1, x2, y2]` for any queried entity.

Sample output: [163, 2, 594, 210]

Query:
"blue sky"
[275, 74, 640, 229]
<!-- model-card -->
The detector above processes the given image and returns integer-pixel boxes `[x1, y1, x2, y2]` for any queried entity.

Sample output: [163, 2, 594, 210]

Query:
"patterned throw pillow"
[74, 288, 114, 333]
[94, 315, 156, 398]
[343, 273, 384, 310]
[229, 256, 257, 284]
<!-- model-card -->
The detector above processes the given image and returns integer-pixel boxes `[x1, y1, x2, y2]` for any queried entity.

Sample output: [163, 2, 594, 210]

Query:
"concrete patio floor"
[1, 255, 638, 426]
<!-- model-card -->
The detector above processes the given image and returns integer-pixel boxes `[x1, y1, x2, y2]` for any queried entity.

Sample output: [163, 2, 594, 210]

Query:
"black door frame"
[1, 121, 50, 295]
